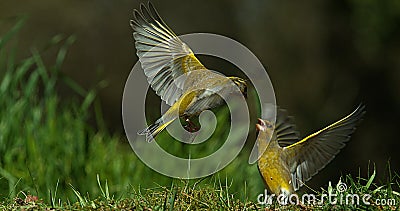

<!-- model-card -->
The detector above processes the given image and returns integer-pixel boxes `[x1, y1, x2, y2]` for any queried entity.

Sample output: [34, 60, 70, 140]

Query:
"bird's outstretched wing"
[130, 2, 206, 105]
[283, 104, 366, 191]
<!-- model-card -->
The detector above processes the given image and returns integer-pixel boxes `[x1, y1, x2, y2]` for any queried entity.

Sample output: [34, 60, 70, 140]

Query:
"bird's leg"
[187, 131, 199, 144]
[183, 116, 200, 132]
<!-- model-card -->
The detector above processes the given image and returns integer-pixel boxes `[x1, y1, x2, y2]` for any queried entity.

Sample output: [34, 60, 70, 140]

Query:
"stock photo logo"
[257, 181, 397, 207]
[122, 3, 276, 179]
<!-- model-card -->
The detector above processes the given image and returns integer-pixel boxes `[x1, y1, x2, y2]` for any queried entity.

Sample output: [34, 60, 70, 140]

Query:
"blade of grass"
[0, 16, 26, 49]
[365, 168, 376, 190]
[70, 184, 87, 207]
[54, 35, 76, 71]
[0, 167, 17, 198]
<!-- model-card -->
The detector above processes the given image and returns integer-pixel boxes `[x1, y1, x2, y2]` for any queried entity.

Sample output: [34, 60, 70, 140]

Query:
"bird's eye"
[266, 124, 273, 129]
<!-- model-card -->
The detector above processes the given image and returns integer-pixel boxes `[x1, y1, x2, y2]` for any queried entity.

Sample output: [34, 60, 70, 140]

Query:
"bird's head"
[228, 76, 247, 98]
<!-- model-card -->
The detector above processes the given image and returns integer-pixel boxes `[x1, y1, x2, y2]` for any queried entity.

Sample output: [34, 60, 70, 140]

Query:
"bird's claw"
[184, 118, 199, 132]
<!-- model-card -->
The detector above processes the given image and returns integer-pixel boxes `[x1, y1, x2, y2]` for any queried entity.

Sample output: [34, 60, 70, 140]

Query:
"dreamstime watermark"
[122, 33, 276, 179]
[257, 181, 397, 207]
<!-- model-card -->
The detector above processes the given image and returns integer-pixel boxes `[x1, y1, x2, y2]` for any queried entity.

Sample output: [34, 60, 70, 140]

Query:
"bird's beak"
[256, 118, 266, 132]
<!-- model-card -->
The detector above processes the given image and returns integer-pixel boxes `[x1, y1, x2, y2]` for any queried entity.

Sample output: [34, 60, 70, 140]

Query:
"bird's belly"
[258, 151, 293, 195]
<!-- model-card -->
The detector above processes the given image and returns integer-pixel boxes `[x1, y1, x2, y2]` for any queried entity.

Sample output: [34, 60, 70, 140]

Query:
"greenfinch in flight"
[130, 3, 247, 142]
[256, 104, 365, 195]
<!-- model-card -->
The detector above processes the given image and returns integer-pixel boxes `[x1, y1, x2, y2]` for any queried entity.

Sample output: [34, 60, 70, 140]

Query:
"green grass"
[0, 19, 399, 210]
[0, 171, 399, 210]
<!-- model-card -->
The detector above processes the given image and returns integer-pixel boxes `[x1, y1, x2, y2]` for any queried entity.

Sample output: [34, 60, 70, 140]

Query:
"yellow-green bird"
[130, 3, 247, 142]
[256, 104, 365, 195]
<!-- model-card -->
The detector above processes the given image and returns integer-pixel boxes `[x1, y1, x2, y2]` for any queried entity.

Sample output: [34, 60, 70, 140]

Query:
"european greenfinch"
[256, 104, 365, 195]
[130, 3, 247, 142]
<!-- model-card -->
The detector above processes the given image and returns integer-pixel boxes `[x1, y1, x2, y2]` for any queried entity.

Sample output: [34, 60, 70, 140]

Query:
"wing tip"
[350, 102, 367, 123]
[137, 127, 156, 142]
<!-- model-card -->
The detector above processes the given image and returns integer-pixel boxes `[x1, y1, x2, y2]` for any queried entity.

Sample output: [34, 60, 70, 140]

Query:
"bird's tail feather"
[138, 119, 175, 142]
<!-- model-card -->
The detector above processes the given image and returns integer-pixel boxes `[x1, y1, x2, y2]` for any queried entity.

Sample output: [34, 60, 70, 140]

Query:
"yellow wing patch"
[131, 3, 206, 106]
[181, 53, 205, 73]
[285, 104, 364, 149]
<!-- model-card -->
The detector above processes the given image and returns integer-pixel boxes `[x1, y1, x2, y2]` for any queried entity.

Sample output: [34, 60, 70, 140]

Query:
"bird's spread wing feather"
[275, 109, 300, 147]
[283, 104, 366, 191]
[130, 2, 206, 105]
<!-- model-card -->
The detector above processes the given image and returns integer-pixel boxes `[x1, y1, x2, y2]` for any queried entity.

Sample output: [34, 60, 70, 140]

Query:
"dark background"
[1, 0, 399, 187]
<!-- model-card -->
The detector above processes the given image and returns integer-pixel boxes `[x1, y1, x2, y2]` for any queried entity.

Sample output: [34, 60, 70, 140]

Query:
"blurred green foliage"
[0, 18, 136, 200]
[0, 0, 399, 205]
[0, 19, 265, 202]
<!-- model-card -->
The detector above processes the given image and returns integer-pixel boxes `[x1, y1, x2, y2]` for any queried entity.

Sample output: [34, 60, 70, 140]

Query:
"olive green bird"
[130, 3, 247, 142]
[256, 104, 365, 195]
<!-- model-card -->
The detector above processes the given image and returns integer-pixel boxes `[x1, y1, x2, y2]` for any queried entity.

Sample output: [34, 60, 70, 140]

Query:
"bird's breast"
[258, 145, 294, 195]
